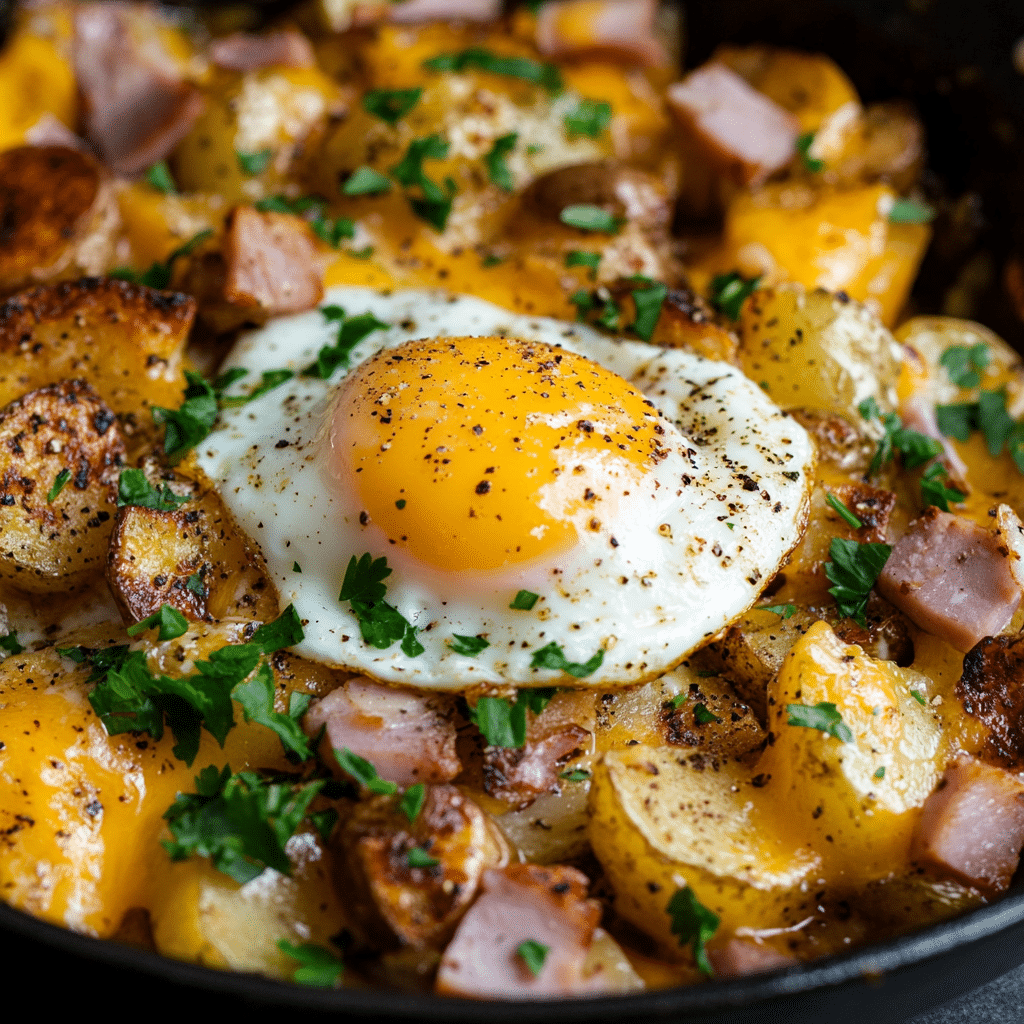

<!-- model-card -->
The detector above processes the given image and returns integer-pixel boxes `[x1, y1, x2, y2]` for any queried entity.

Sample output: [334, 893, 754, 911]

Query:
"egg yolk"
[327, 335, 672, 573]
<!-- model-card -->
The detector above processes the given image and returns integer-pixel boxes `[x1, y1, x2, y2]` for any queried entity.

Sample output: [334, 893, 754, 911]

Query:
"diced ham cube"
[535, 0, 668, 69]
[912, 754, 1024, 892]
[223, 206, 324, 317]
[708, 938, 797, 977]
[667, 63, 800, 187]
[876, 507, 1023, 653]
[208, 30, 315, 71]
[484, 723, 590, 809]
[436, 864, 605, 998]
[304, 676, 461, 787]
[73, 3, 205, 175]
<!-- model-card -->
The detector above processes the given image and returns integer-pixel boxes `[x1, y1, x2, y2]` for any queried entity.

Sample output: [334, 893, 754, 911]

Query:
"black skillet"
[2, 0, 1024, 1019]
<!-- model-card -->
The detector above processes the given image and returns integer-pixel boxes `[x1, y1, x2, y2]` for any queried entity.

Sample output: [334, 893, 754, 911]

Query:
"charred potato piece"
[0, 379, 124, 593]
[0, 146, 119, 295]
[0, 278, 193, 431]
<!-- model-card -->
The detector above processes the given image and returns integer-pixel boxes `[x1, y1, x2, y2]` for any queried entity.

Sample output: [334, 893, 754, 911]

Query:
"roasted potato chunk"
[0, 146, 119, 295]
[0, 278, 193, 432]
[0, 379, 124, 593]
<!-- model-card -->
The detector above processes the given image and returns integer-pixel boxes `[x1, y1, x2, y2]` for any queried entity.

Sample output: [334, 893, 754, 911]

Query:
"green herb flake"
[449, 633, 490, 656]
[911, 689, 927, 706]
[565, 250, 602, 279]
[726, 521, 735, 530]
[510, 589, 539, 610]
[762, 603, 796, 618]
[126, 604, 189, 642]
[236, 148, 273, 176]
[888, 197, 935, 224]
[146, 161, 176, 193]
[399, 782, 426, 823]
[338, 552, 422, 655]
[709, 271, 760, 321]
[293, 562, 302, 573]
[484, 132, 518, 192]
[219, 368, 295, 407]
[558, 768, 591, 782]
[186, 573, 205, 596]
[530, 640, 604, 678]
[277, 939, 344, 988]
[423, 47, 562, 93]
[362, 86, 423, 125]
[858, 398, 944, 475]
[564, 98, 611, 138]
[693, 702, 722, 725]
[471, 695, 526, 748]
[117, 468, 189, 510]
[826, 537, 891, 626]
[233, 662, 313, 761]
[305, 307, 389, 379]
[667, 888, 719, 976]
[670, 692, 688, 708]
[0, 632, 24, 655]
[920, 462, 966, 512]
[407, 846, 440, 868]
[629, 275, 668, 342]
[559, 204, 620, 234]
[151, 369, 220, 461]
[796, 131, 824, 173]
[482, 253, 505, 267]
[516, 939, 551, 978]
[335, 747, 398, 795]
[940, 343, 990, 389]
[342, 165, 392, 196]
[46, 468, 71, 502]
[786, 701, 854, 742]
[874, 766, 886, 779]
[826, 492, 863, 529]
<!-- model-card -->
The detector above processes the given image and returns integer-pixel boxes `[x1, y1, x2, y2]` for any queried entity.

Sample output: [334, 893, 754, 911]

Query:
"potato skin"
[0, 379, 124, 592]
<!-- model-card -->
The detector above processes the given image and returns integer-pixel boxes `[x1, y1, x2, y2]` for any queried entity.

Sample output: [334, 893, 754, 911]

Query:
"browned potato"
[0, 379, 124, 593]
[0, 278, 194, 432]
[0, 146, 119, 295]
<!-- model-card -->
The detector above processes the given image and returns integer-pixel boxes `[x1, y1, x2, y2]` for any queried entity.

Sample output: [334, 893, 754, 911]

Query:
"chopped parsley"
[920, 462, 966, 512]
[407, 846, 440, 868]
[693, 702, 722, 725]
[826, 492, 863, 529]
[145, 160, 176, 193]
[484, 132, 518, 192]
[667, 888, 719, 976]
[628, 275, 668, 342]
[110, 229, 212, 290]
[796, 131, 824, 173]
[937, 388, 1024, 471]
[940, 343, 990, 389]
[911, 689, 927, 706]
[277, 940, 344, 987]
[516, 939, 550, 977]
[234, 664, 313, 761]
[874, 766, 886, 779]
[565, 250, 602, 279]
[186, 573, 205, 596]
[559, 768, 591, 782]
[570, 288, 620, 329]
[564, 98, 611, 138]
[117, 468, 189, 510]
[47, 468, 71, 502]
[510, 589, 539, 610]
[709, 271, 760, 321]
[670, 692, 688, 708]
[530, 641, 604, 678]
[390, 133, 455, 231]
[858, 397, 944, 476]
[470, 688, 556, 748]
[293, 562, 302, 573]
[449, 634, 490, 656]
[399, 782, 425, 823]
[163, 764, 324, 884]
[236, 148, 273, 175]
[305, 306, 389, 378]
[825, 537, 891, 627]
[335, 747, 398, 795]
[888, 197, 935, 224]
[338, 553, 424, 656]
[126, 603, 189, 641]
[254, 195, 355, 248]
[423, 47, 562, 94]
[559, 204, 620, 233]
[362, 86, 423, 125]
[341, 165, 392, 196]
[786, 701, 854, 742]
[152, 369, 220, 462]
[762, 603, 796, 618]
[0, 632, 24, 655]
[219, 369, 296, 407]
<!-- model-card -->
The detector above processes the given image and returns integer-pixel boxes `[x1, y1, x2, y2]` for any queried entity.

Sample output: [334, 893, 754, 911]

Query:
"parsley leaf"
[399, 782, 425, 822]
[940, 343, 989, 388]
[565, 250, 601, 279]
[335, 747, 398, 795]
[407, 846, 440, 868]
[254, 195, 355, 248]
[469, 688, 555, 749]
[249, 603, 305, 654]
[858, 398, 943, 475]
[449, 634, 490, 656]
[936, 389, 1024, 470]
[390, 134, 455, 230]
[920, 462, 966, 512]
[342, 165, 392, 196]
[935, 402, 975, 442]
[709, 271, 760, 321]
[423, 47, 562, 94]
[110, 229, 212, 290]
[559, 204, 620, 233]
[47, 468, 71, 502]
[564, 98, 611, 138]
[510, 589, 539, 610]
[629, 276, 668, 342]
[667, 888, 719, 976]
[151, 369, 220, 461]
[233, 662, 313, 761]
[338, 553, 423, 655]
[517, 939, 550, 977]
[761, 603, 796, 618]
[530, 641, 604, 678]
[277, 940, 343, 987]
[126, 603, 189, 641]
[305, 307, 389, 379]
[484, 132, 518, 192]
[693, 702, 722, 724]
[786, 701, 853, 742]
[218, 369, 296, 408]
[796, 131, 824, 172]
[117, 468, 189, 510]
[163, 765, 323, 884]
[888, 197, 935, 224]
[559, 768, 591, 781]
[825, 537, 891, 627]
[362, 87, 423, 125]
[670, 692, 688, 708]
[146, 161, 176, 193]
[236, 148, 273, 175]
[0, 632, 24, 655]
[826, 492, 863, 529]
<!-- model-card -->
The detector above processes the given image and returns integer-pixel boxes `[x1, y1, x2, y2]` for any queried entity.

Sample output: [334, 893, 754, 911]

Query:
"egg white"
[196, 287, 813, 689]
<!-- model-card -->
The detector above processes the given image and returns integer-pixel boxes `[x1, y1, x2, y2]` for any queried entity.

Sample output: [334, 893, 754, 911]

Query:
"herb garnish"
[484, 132, 518, 192]
[708, 271, 760, 321]
[338, 553, 424, 656]
[565, 250, 602, 279]
[146, 161, 176, 193]
[449, 634, 490, 656]
[399, 782, 426, 823]
[516, 939, 551, 977]
[363, 87, 423, 125]
[254, 195, 355, 248]
[826, 492, 863, 529]
[937, 388, 1024, 471]
[117, 468, 189, 510]
[786, 701, 854, 742]
[693, 702, 722, 725]
[335, 748, 398, 795]
[0, 632, 24, 655]
[342, 165, 392, 196]
[919, 462, 965, 511]
[423, 47, 562, 94]
[940, 343, 990, 388]
[470, 688, 556, 748]
[667, 888, 719, 976]
[407, 846, 440, 868]
[874, 766, 886, 779]
[510, 589, 539, 610]
[559, 768, 591, 782]
[47, 468, 71, 502]
[888, 197, 935, 224]
[858, 397, 944, 476]
[628, 275, 668, 341]
[531, 641, 604, 678]
[825, 537, 891, 627]
[670, 692, 688, 708]
[762, 603, 796, 618]
[218, 368, 296, 407]
[564, 98, 611, 138]
[277, 940, 344, 987]
[390, 133, 456, 230]
[236, 148, 273, 175]
[796, 131, 823, 172]
[152, 369, 220, 462]
[126, 603, 189, 641]
[109, 229, 212, 290]
[559, 204, 620, 233]
[305, 306, 389, 378]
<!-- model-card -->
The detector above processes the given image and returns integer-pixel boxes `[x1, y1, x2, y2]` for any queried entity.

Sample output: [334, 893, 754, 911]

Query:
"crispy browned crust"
[656, 675, 765, 762]
[483, 723, 591, 809]
[0, 147, 117, 294]
[0, 379, 124, 593]
[958, 634, 1024, 771]
[0, 277, 194, 424]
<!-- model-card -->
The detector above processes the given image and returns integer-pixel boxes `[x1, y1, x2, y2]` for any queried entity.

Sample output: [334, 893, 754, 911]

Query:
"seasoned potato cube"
[0, 277, 193, 426]
[755, 620, 942, 886]
[0, 380, 124, 593]
[0, 146, 118, 295]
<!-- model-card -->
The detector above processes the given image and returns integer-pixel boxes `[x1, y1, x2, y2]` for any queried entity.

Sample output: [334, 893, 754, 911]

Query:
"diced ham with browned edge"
[876, 507, 1024, 653]
[208, 30, 315, 71]
[708, 939, 797, 977]
[667, 63, 799, 187]
[899, 395, 971, 492]
[304, 676, 461, 787]
[223, 206, 325, 317]
[912, 754, 1024, 892]
[535, 0, 668, 69]
[484, 723, 590, 809]
[436, 863, 607, 998]
[73, 3, 205, 175]
[389, 0, 503, 23]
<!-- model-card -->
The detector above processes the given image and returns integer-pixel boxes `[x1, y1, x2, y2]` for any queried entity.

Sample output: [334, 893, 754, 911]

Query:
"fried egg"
[196, 288, 813, 689]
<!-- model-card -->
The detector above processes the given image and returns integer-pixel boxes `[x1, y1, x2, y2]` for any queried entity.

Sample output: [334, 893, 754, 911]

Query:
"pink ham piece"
[223, 206, 324, 316]
[667, 63, 800, 187]
[73, 3, 205, 175]
[876, 507, 1023, 653]
[208, 30, 316, 71]
[535, 0, 667, 69]
[484, 723, 590, 809]
[389, 0, 503, 23]
[912, 754, 1024, 892]
[436, 863, 605, 998]
[708, 939, 797, 977]
[304, 676, 461, 787]
[899, 394, 970, 492]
